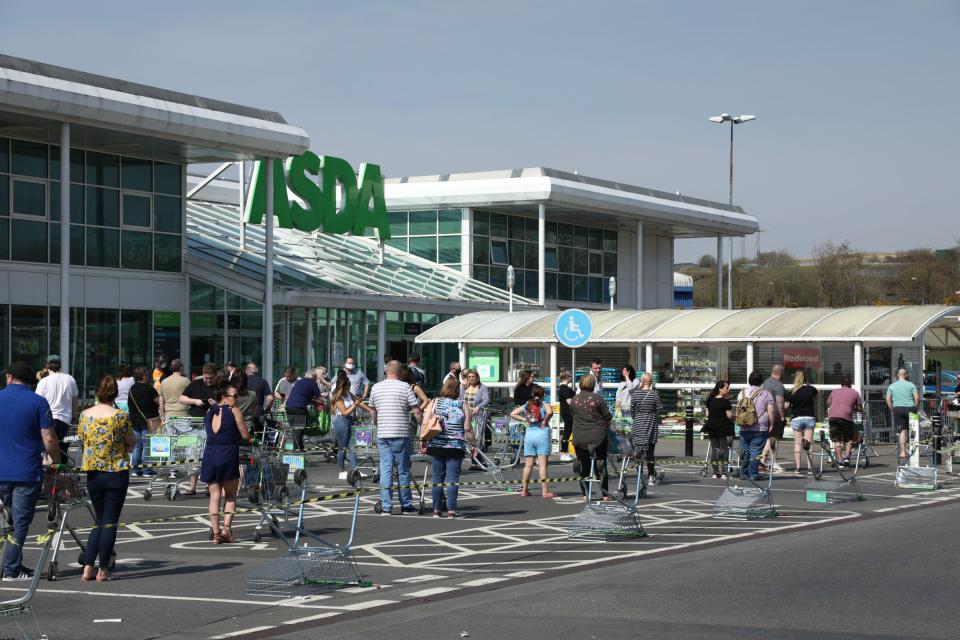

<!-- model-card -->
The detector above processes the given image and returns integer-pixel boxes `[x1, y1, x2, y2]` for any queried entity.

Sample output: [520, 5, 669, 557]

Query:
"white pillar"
[458, 342, 467, 368]
[635, 342, 643, 371]
[727, 236, 734, 310]
[59, 123, 71, 374]
[182, 275, 191, 374]
[672, 344, 679, 368]
[376, 310, 386, 381]
[549, 343, 557, 406]
[264, 160, 275, 382]
[746, 342, 754, 381]
[461, 207, 473, 277]
[306, 308, 314, 367]
[645, 344, 653, 374]
[635, 221, 644, 310]
[537, 203, 546, 306]
[716, 236, 723, 309]
[239, 161, 247, 251]
[222, 292, 229, 365]
[853, 341, 863, 396]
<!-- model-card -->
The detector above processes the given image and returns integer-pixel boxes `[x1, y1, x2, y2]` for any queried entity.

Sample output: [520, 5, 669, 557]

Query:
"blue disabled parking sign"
[555, 309, 593, 349]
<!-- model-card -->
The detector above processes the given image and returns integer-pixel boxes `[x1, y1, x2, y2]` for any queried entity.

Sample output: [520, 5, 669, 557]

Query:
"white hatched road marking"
[210, 626, 275, 639]
[392, 574, 446, 583]
[282, 612, 343, 625]
[458, 577, 510, 587]
[403, 586, 461, 598]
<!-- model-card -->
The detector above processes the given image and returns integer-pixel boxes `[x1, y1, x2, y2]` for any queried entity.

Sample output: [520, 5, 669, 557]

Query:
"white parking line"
[403, 586, 460, 597]
[210, 625, 275, 639]
[458, 577, 510, 587]
[282, 612, 342, 625]
[392, 574, 446, 583]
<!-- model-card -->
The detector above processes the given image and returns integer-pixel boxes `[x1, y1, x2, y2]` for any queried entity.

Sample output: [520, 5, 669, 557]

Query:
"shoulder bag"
[420, 398, 443, 442]
[130, 389, 163, 434]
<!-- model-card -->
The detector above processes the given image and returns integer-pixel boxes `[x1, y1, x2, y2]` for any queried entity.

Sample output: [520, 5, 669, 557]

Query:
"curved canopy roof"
[416, 306, 960, 344]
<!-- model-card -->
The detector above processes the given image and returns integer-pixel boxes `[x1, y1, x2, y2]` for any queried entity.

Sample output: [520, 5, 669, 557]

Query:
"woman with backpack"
[629, 372, 663, 485]
[736, 372, 776, 481]
[702, 380, 735, 478]
[511, 384, 556, 498]
[786, 371, 818, 475]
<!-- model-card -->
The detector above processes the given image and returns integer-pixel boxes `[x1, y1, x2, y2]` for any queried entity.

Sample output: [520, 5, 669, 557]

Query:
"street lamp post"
[709, 113, 756, 310]
[608, 276, 616, 311]
[507, 265, 515, 313]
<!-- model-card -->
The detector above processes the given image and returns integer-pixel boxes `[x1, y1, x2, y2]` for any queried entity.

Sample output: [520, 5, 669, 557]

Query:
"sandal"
[221, 527, 235, 544]
[520, 489, 532, 497]
[541, 492, 557, 499]
[82, 566, 97, 582]
[96, 570, 111, 582]
[212, 530, 222, 544]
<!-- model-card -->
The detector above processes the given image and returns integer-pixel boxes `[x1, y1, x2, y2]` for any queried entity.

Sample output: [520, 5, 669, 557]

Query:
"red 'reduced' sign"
[782, 348, 822, 369]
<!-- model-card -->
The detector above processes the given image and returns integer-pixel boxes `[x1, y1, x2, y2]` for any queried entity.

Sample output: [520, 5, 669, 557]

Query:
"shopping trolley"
[567, 446, 646, 541]
[713, 449, 777, 520]
[348, 422, 379, 487]
[42, 469, 117, 581]
[804, 432, 864, 503]
[144, 417, 205, 501]
[487, 415, 524, 468]
[246, 483, 366, 596]
[0, 503, 54, 640]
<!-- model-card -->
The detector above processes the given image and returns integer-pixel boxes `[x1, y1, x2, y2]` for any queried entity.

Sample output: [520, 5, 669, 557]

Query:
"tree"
[698, 254, 717, 269]
[813, 241, 864, 306]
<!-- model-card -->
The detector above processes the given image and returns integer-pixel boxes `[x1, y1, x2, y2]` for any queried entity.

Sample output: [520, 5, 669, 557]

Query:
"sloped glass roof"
[187, 201, 537, 306]
[417, 305, 960, 344]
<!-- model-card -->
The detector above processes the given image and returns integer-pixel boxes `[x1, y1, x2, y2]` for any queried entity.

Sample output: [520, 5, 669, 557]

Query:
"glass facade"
[471, 210, 618, 303]
[385, 209, 462, 270]
[189, 280, 263, 376]
[0, 136, 183, 272]
[0, 303, 176, 397]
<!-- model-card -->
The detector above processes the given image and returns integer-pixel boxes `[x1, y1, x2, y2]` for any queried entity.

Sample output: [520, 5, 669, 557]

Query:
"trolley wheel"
[106, 553, 116, 571]
[293, 469, 307, 486]
[374, 500, 382, 514]
[47, 500, 59, 523]
[273, 485, 289, 504]
[619, 485, 628, 501]
[252, 531, 262, 543]
[77, 552, 85, 566]
[46, 562, 58, 581]
[699, 467, 708, 478]
[657, 472, 666, 482]
[143, 489, 153, 501]
[248, 487, 261, 505]
[349, 470, 362, 488]
[208, 528, 214, 541]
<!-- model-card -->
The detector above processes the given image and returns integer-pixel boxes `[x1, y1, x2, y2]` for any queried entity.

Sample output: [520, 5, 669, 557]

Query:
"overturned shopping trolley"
[246, 489, 367, 596]
[567, 446, 646, 542]
[713, 451, 777, 520]
[1, 501, 54, 639]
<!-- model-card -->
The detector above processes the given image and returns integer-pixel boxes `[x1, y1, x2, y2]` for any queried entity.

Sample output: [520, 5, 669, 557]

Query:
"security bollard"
[685, 405, 695, 457]
[932, 413, 942, 466]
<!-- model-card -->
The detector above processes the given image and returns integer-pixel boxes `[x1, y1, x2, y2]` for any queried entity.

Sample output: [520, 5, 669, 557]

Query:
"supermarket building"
[0, 54, 757, 395]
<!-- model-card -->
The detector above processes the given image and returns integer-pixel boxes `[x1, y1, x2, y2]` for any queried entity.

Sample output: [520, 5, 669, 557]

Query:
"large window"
[0, 137, 183, 272]
[385, 209, 461, 269]
[189, 279, 263, 376]
[470, 210, 618, 302]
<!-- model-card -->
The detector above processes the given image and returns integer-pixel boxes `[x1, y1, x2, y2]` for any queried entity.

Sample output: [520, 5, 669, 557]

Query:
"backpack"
[735, 388, 763, 427]
[410, 365, 426, 388]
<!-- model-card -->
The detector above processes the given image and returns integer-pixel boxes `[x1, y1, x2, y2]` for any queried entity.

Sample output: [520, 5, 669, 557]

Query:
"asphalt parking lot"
[2, 439, 957, 640]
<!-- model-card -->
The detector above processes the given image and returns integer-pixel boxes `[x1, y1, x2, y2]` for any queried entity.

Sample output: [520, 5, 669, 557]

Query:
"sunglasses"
[224, 393, 238, 399]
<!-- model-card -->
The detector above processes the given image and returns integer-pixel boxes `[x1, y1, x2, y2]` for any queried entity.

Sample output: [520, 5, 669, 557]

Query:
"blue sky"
[2, 0, 957, 261]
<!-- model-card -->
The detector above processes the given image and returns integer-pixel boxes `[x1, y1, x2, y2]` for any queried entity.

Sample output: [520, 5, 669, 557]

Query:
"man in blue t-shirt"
[0, 362, 61, 581]
[284, 368, 323, 451]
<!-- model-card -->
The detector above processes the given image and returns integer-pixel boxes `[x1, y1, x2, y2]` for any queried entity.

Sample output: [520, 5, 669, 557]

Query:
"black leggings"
[284, 407, 307, 451]
[575, 441, 608, 496]
[709, 436, 733, 475]
[560, 414, 572, 454]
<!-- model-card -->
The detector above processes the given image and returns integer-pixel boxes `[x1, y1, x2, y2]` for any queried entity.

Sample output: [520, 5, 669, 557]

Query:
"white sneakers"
[338, 471, 348, 480]
[560, 454, 573, 462]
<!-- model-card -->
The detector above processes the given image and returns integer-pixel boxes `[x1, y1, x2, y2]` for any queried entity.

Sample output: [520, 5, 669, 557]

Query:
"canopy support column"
[264, 159, 275, 382]
[376, 310, 386, 380]
[645, 344, 653, 374]
[537, 203, 546, 306]
[728, 237, 734, 309]
[853, 341, 863, 396]
[458, 342, 467, 369]
[746, 342, 754, 381]
[635, 222, 644, 310]
[461, 208, 473, 278]
[306, 308, 314, 367]
[58, 123, 71, 374]
[549, 343, 557, 410]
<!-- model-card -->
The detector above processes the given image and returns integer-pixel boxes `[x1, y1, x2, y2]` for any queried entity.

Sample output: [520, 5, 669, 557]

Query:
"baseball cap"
[46, 354, 61, 364]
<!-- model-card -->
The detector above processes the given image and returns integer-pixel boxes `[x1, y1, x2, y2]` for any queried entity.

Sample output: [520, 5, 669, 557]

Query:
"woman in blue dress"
[200, 382, 250, 544]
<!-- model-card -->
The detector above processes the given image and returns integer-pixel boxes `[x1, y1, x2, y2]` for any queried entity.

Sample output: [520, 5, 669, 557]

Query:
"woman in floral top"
[423, 376, 477, 518]
[79, 375, 135, 582]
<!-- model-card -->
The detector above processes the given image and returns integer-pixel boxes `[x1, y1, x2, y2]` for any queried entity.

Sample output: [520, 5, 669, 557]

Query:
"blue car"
[923, 370, 959, 397]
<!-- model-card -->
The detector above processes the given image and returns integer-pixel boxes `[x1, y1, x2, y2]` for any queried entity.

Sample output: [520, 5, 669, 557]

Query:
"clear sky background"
[2, 0, 957, 262]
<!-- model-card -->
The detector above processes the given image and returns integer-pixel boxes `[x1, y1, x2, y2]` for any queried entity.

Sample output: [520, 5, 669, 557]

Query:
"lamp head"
[507, 265, 515, 288]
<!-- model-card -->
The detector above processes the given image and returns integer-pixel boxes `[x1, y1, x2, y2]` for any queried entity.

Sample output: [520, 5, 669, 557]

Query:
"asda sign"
[243, 152, 390, 239]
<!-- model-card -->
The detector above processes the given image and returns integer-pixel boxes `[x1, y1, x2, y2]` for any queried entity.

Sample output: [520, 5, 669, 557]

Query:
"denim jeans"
[740, 430, 769, 480]
[377, 437, 413, 512]
[131, 427, 148, 472]
[430, 450, 464, 512]
[84, 471, 129, 568]
[332, 415, 358, 472]
[0, 481, 42, 576]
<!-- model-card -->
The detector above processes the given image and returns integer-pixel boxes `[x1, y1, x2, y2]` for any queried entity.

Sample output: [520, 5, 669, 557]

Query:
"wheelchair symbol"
[562, 317, 586, 343]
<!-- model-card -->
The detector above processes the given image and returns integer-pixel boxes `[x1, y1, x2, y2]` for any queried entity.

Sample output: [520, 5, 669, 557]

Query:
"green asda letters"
[243, 152, 391, 240]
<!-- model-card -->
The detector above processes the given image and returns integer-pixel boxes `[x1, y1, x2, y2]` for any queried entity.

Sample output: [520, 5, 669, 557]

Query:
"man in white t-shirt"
[34, 354, 78, 460]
